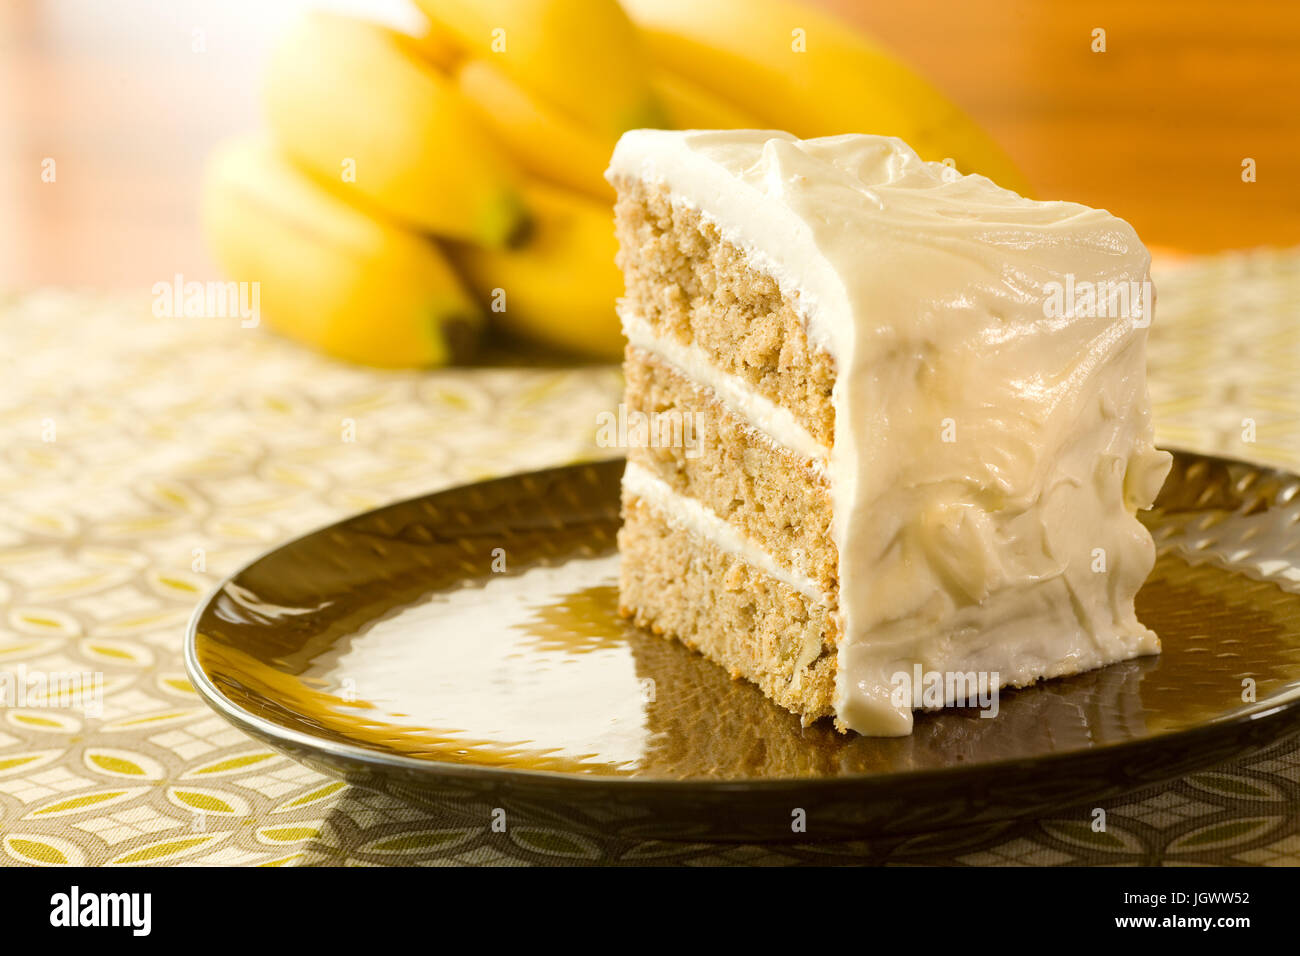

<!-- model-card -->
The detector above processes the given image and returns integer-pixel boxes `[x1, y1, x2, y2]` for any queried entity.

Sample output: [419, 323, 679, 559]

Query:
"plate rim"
[184, 449, 1300, 795]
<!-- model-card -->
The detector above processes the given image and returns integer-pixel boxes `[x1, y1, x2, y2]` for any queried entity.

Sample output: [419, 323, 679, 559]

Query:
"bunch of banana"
[203, 0, 1027, 368]
[202, 137, 483, 368]
[449, 181, 625, 359]
[620, 0, 1030, 193]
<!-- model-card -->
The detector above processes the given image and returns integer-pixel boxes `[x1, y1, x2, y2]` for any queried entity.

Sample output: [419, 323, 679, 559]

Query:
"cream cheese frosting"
[608, 130, 1172, 735]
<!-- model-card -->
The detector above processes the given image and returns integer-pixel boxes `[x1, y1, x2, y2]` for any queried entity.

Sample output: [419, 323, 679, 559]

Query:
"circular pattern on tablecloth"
[1, 246, 1299, 866]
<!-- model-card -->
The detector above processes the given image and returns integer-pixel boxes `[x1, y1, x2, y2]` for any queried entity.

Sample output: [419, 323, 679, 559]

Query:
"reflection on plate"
[187, 451, 1300, 840]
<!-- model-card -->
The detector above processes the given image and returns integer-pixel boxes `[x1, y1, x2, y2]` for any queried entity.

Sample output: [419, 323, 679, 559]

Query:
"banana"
[621, 0, 1030, 193]
[651, 70, 764, 131]
[409, 19, 462, 71]
[265, 11, 528, 247]
[454, 58, 615, 201]
[202, 137, 483, 368]
[451, 56, 764, 201]
[412, 0, 667, 137]
[448, 182, 623, 361]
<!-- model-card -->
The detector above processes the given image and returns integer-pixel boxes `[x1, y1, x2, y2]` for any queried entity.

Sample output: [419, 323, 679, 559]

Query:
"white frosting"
[609, 130, 1172, 735]
[621, 309, 827, 463]
[622, 461, 826, 602]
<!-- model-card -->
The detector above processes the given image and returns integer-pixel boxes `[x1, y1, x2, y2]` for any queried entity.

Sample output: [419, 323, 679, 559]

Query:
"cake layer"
[624, 345, 837, 592]
[619, 491, 837, 723]
[612, 177, 836, 448]
[621, 309, 824, 461]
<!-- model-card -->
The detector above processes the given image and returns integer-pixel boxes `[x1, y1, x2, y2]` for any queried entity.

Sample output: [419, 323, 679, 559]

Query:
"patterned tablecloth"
[1, 247, 1299, 867]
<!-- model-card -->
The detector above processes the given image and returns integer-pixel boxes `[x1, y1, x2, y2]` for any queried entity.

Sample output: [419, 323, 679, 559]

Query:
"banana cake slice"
[607, 129, 1171, 736]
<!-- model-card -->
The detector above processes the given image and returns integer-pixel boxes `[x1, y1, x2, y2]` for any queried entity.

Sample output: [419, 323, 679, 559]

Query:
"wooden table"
[1, 0, 1298, 289]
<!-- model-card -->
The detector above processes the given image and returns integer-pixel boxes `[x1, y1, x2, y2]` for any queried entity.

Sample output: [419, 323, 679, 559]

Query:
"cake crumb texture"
[613, 178, 836, 448]
[623, 347, 837, 591]
[619, 495, 837, 724]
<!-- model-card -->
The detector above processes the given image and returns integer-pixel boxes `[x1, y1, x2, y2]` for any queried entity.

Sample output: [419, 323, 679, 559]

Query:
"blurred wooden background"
[1, 0, 1297, 288]
[830, 0, 1300, 256]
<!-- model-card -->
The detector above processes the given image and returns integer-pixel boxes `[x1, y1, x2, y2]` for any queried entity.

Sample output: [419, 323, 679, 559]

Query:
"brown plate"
[185, 451, 1300, 842]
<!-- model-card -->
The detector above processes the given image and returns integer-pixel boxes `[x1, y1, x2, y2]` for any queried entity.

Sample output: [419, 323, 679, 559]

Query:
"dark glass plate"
[186, 451, 1300, 841]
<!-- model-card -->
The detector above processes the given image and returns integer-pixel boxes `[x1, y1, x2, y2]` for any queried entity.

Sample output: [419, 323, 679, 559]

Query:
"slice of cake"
[607, 130, 1172, 736]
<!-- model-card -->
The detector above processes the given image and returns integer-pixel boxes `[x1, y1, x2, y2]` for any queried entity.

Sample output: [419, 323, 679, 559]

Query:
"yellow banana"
[202, 137, 483, 368]
[409, 20, 462, 71]
[621, 0, 1030, 193]
[412, 0, 667, 137]
[448, 182, 623, 361]
[265, 11, 528, 247]
[651, 70, 764, 131]
[451, 58, 763, 201]
[454, 58, 615, 201]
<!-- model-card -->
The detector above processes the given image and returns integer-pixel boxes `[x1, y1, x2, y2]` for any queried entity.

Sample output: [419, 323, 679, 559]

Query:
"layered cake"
[607, 129, 1172, 736]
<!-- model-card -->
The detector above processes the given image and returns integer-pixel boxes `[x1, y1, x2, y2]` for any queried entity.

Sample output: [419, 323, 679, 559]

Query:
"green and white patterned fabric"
[1, 247, 1298, 866]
